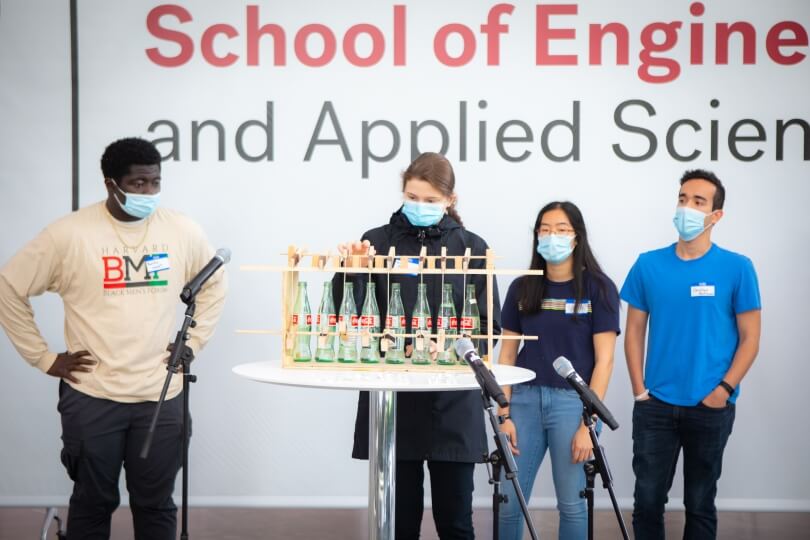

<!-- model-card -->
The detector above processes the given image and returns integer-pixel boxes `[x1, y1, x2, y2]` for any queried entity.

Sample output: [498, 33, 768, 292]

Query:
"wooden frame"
[238, 245, 541, 371]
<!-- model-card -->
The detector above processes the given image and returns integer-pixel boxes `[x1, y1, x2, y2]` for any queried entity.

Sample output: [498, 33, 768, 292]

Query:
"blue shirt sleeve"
[620, 256, 649, 313]
[591, 275, 621, 335]
[501, 279, 523, 334]
[734, 256, 761, 314]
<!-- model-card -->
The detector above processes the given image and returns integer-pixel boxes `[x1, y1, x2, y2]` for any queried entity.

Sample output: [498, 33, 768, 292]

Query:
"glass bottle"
[337, 282, 359, 363]
[411, 282, 432, 365]
[460, 283, 481, 363]
[436, 283, 458, 365]
[315, 281, 337, 362]
[292, 282, 311, 362]
[360, 282, 381, 363]
[385, 283, 406, 364]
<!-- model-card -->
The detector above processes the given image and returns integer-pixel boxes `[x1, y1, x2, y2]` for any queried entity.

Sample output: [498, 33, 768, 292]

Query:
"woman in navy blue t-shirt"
[498, 201, 620, 540]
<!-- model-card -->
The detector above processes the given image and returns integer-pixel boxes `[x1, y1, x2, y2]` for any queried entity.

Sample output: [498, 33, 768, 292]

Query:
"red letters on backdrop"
[144, 3, 807, 84]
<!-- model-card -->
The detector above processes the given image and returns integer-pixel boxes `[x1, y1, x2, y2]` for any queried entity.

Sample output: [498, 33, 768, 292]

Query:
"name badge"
[393, 257, 420, 277]
[565, 299, 591, 315]
[145, 253, 170, 273]
[690, 283, 715, 297]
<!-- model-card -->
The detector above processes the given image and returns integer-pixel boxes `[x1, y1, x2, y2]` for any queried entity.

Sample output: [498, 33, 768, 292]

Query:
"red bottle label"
[360, 315, 378, 327]
[460, 317, 474, 329]
[412, 317, 433, 329]
[317, 314, 338, 326]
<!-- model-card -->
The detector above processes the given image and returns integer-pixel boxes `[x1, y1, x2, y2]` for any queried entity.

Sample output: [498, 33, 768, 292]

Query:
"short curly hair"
[100, 137, 161, 182]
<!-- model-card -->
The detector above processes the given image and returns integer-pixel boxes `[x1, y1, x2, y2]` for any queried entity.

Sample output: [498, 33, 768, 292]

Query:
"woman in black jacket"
[333, 152, 501, 539]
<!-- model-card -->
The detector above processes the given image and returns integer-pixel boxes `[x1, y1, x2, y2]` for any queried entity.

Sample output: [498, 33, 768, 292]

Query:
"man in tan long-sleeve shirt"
[0, 137, 227, 540]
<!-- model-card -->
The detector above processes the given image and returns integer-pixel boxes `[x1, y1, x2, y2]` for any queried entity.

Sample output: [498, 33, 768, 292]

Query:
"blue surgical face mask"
[402, 200, 445, 227]
[112, 183, 160, 219]
[673, 206, 713, 241]
[537, 234, 575, 264]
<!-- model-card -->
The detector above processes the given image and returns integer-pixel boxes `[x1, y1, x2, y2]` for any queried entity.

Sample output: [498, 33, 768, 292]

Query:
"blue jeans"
[499, 384, 589, 540]
[632, 394, 735, 540]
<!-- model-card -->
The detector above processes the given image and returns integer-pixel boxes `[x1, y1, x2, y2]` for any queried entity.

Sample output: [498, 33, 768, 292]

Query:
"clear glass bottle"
[291, 282, 312, 362]
[410, 282, 432, 365]
[337, 282, 359, 363]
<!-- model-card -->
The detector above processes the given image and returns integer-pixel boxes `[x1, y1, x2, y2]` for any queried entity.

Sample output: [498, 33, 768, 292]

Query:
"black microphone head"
[215, 248, 232, 264]
[552, 356, 575, 378]
[454, 337, 475, 358]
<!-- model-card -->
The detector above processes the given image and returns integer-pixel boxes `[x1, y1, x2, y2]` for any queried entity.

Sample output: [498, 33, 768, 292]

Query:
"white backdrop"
[1, 0, 809, 510]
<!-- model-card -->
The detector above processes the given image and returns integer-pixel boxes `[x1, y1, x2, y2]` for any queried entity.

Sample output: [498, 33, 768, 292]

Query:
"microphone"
[455, 338, 509, 408]
[552, 356, 619, 431]
[180, 248, 231, 304]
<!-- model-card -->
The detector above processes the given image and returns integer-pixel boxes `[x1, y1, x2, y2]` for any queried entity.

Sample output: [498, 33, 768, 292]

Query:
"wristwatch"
[718, 380, 735, 396]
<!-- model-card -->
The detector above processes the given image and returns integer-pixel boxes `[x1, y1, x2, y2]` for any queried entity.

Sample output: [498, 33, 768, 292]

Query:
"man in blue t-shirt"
[620, 169, 761, 540]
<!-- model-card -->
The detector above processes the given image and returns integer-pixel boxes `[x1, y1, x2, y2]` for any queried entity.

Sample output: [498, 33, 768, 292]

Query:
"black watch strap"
[719, 380, 735, 396]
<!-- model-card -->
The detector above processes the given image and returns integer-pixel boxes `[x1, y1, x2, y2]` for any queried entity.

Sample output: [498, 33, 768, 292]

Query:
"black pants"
[58, 381, 185, 540]
[632, 396, 735, 540]
[396, 460, 476, 539]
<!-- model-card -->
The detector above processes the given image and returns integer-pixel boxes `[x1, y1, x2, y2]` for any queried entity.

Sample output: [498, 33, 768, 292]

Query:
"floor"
[2, 506, 808, 539]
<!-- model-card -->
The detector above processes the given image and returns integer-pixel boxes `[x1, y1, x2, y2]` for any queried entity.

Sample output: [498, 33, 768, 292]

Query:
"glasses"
[538, 227, 574, 236]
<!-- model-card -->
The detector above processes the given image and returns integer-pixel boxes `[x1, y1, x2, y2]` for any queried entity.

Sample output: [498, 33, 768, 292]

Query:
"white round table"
[233, 362, 535, 540]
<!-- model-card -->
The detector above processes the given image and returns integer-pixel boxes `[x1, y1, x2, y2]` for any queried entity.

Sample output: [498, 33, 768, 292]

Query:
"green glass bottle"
[385, 283, 406, 364]
[460, 283, 481, 364]
[436, 283, 458, 365]
[411, 282, 432, 365]
[360, 282, 381, 363]
[315, 281, 337, 362]
[337, 282, 359, 363]
[292, 282, 312, 362]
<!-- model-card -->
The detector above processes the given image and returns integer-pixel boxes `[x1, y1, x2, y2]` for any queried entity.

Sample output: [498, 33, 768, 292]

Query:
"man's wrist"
[634, 389, 650, 401]
[37, 351, 59, 374]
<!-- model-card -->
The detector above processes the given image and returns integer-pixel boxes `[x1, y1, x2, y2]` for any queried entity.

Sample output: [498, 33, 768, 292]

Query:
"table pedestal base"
[369, 390, 396, 540]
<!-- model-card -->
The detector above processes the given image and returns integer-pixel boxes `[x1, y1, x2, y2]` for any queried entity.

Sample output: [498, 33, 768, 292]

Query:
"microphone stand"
[141, 296, 198, 540]
[479, 388, 538, 540]
[580, 404, 629, 540]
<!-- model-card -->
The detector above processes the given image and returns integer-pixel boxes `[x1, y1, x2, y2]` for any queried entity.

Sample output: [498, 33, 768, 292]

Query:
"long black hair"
[518, 201, 614, 315]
